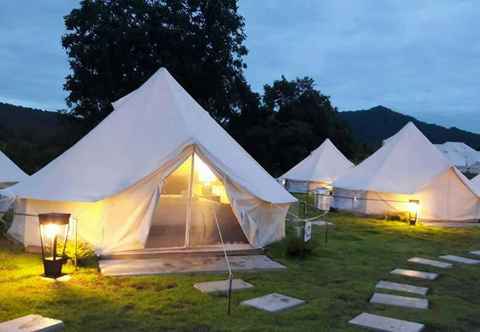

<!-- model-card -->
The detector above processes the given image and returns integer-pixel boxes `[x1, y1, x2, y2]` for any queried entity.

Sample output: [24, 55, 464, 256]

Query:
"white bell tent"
[435, 142, 480, 174]
[0, 150, 27, 189]
[279, 138, 354, 193]
[333, 122, 480, 222]
[7, 68, 296, 254]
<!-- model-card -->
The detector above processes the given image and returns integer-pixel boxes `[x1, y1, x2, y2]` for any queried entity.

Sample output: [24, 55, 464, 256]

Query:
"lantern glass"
[39, 213, 71, 278]
[408, 200, 420, 225]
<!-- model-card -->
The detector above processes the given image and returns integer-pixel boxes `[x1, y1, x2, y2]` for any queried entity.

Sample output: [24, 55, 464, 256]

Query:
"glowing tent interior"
[7, 68, 296, 254]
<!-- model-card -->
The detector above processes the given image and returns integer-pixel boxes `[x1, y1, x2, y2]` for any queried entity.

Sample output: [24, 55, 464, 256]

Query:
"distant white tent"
[0, 150, 27, 188]
[333, 122, 480, 222]
[472, 174, 480, 192]
[7, 68, 296, 253]
[279, 139, 354, 193]
[435, 142, 480, 174]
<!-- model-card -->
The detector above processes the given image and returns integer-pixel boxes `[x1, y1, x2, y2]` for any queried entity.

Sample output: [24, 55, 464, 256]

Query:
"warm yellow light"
[194, 154, 216, 184]
[408, 201, 420, 214]
[42, 224, 61, 240]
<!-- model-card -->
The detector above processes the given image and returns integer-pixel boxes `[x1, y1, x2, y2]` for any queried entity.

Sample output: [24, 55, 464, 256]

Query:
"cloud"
[239, 0, 480, 132]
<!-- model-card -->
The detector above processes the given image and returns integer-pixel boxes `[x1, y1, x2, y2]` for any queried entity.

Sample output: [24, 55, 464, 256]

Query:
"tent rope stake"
[213, 209, 233, 315]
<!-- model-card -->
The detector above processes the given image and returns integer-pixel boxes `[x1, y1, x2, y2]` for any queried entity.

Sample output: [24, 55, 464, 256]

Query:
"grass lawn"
[1, 211, 480, 331]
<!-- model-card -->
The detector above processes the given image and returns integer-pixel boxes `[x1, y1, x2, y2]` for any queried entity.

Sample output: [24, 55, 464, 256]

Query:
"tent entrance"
[145, 152, 248, 249]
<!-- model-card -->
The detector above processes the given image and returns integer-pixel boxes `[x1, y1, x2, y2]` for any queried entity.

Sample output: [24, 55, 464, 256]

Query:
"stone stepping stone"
[241, 293, 305, 313]
[376, 280, 428, 296]
[470, 251, 480, 256]
[408, 257, 452, 269]
[194, 279, 253, 294]
[0, 314, 64, 332]
[370, 293, 429, 310]
[439, 255, 480, 265]
[349, 313, 425, 332]
[391, 268, 438, 280]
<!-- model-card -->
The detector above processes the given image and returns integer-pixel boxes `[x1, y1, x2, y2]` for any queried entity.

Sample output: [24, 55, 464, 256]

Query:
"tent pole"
[185, 149, 195, 248]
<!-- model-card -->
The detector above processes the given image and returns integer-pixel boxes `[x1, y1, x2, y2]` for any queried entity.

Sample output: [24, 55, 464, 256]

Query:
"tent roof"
[334, 122, 465, 194]
[280, 138, 354, 183]
[0, 150, 27, 184]
[9, 68, 295, 204]
[472, 174, 480, 191]
[435, 142, 480, 168]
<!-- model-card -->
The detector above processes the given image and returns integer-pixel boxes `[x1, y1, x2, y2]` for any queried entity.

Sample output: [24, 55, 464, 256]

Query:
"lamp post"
[39, 213, 71, 278]
[408, 200, 420, 226]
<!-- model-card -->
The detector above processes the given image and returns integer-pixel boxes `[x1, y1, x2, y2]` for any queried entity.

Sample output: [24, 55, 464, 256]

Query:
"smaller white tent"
[333, 122, 480, 222]
[435, 142, 480, 174]
[279, 139, 354, 193]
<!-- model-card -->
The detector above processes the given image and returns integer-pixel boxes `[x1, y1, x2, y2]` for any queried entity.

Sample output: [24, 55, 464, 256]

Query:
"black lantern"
[39, 213, 71, 278]
[408, 200, 420, 225]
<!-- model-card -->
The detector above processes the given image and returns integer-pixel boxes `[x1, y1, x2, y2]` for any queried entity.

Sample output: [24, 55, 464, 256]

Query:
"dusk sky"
[1, 1, 479, 132]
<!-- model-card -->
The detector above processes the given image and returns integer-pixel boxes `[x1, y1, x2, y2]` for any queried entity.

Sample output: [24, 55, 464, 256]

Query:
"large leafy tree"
[62, 0, 249, 128]
[229, 76, 357, 176]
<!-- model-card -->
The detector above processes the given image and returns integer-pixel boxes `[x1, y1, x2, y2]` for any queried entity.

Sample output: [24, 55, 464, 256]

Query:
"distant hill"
[0, 102, 81, 174]
[339, 106, 480, 150]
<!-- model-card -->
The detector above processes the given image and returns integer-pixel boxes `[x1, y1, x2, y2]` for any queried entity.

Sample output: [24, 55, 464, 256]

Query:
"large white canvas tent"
[279, 139, 354, 193]
[0, 150, 27, 189]
[333, 122, 480, 222]
[435, 142, 480, 174]
[7, 68, 296, 254]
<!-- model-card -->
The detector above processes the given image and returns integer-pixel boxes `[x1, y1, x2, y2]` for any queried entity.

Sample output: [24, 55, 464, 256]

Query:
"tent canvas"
[333, 122, 480, 221]
[435, 142, 480, 174]
[279, 139, 354, 193]
[0, 150, 27, 188]
[472, 175, 480, 192]
[7, 68, 296, 254]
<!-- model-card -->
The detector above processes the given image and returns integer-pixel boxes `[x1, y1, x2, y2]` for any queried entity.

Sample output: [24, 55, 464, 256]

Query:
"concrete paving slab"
[370, 293, 429, 310]
[100, 255, 286, 276]
[241, 293, 304, 313]
[310, 221, 334, 227]
[194, 279, 253, 294]
[439, 255, 480, 265]
[376, 280, 428, 296]
[0, 314, 64, 332]
[470, 251, 480, 256]
[349, 313, 425, 332]
[390, 268, 438, 280]
[408, 257, 452, 269]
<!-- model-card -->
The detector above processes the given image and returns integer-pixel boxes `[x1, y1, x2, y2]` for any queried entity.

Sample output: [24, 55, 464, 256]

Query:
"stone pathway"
[241, 293, 305, 313]
[370, 293, 429, 310]
[349, 313, 425, 332]
[390, 268, 438, 280]
[408, 257, 452, 269]
[194, 279, 253, 294]
[376, 280, 428, 296]
[439, 255, 480, 265]
[0, 314, 64, 332]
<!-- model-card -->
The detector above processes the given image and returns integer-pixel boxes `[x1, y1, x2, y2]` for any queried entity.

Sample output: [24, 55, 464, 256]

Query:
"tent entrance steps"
[101, 244, 262, 260]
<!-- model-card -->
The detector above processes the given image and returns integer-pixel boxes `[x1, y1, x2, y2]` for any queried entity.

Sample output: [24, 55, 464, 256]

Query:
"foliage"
[0, 209, 13, 236]
[64, 240, 97, 267]
[62, 0, 250, 128]
[229, 76, 359, 176]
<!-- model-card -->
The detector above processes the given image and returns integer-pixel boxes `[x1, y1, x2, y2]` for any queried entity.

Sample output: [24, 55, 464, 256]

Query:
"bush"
[62, 239, 97, 267]
[285, 222, 313, 258]
[0, 209, 14, 236]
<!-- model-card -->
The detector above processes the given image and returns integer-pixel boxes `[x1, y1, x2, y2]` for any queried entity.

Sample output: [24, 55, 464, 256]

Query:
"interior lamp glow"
[195, 155, 216, 184]
[39, 213, 71, 278]
[408, 200, 420, 225]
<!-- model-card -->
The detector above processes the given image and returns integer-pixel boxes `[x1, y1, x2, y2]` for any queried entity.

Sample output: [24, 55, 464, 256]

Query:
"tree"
[62, 0, 249, 129]
[229, 76, 357, 176]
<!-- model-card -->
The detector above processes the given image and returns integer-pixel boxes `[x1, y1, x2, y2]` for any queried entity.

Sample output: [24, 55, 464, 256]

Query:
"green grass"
[1, 211, 480, 331]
